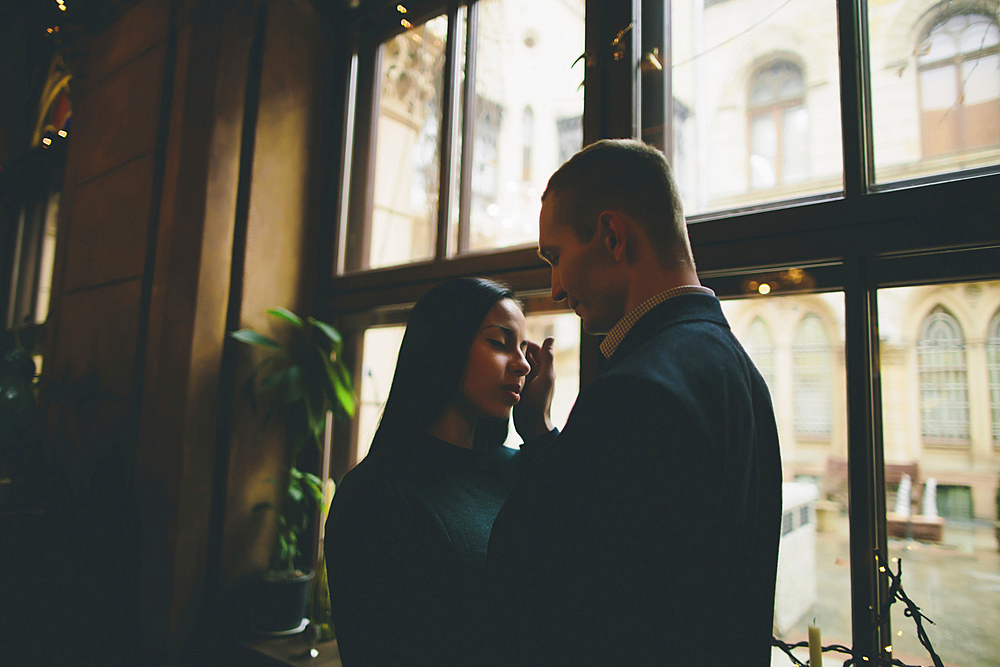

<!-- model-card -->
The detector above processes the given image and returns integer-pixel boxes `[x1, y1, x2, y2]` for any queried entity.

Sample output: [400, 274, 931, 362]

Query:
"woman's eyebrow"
[481, 324, 513, 337]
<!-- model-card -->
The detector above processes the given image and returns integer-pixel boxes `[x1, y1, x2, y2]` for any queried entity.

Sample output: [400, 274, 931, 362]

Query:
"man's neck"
[622, 264, 701, 315]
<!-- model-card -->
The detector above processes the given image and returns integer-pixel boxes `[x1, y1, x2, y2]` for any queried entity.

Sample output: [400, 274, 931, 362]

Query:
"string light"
[400, 18, 412, 28]
[42, 137, 52, 146]
[396, 3, 407, 12]
[58, 129, 67, 137]
[771, 552, 944, 667]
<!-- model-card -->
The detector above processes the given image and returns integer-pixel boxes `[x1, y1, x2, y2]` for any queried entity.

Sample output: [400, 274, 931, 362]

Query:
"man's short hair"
[542, 139, 691, 266]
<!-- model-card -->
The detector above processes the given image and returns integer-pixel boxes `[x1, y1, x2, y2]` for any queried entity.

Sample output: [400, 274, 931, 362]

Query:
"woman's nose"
[511, 349, 531, 375]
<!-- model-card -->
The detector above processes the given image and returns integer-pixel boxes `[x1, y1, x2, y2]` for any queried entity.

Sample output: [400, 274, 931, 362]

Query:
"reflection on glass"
[720, 291, 850, 662]
[668, 0, 842, 217]
[466, 0, 584, 252]
[355, 311, 580, 463]
[869, 4, 1000, 184]
[878, 282, 1000, 667]
[369, 16, 449, 269]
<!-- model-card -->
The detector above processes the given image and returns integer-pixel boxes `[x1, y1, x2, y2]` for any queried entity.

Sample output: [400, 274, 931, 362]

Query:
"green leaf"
[267, 307, 304, 329]
[328, 357, 356, 417]
[229, 329, 281, 349]
[309, 318, 343, 350]
[260, 366, 292, 394]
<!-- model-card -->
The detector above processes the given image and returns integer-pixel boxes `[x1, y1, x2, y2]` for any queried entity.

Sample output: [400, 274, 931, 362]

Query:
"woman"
[325, 277, 556, 666]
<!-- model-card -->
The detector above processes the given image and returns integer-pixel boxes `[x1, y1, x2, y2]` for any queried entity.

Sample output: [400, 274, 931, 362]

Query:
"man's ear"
[598, 211, 628, 262]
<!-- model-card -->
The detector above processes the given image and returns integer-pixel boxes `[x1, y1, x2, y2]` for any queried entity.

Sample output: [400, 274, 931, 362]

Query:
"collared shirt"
[598, 285, 717, 359]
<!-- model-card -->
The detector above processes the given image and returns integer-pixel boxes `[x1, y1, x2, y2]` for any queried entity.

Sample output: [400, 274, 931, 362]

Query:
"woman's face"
[458, 298, 531, 421]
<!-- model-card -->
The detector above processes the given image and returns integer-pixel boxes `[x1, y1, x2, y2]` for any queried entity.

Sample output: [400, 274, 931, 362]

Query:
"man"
[486, 139, 782, 665]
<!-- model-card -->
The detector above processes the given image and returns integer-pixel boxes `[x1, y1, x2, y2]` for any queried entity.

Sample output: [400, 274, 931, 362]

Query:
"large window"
[917, 13, 1000, 158]
[341, 0, 585, 272]
[869, 3, 1000, 183]
[989, 311, 1000, 444]
[793, 314, 833, 437]
[918, 306, 970, 442]
[748, 60, 808, 190]
[325, 1, 1000, 663]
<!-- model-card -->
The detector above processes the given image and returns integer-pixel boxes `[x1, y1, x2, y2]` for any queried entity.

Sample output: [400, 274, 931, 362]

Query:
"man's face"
[537, 192, 624, 334]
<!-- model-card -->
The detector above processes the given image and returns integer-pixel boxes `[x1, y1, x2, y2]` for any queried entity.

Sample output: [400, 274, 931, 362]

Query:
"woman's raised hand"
[514, 336, 556, 440]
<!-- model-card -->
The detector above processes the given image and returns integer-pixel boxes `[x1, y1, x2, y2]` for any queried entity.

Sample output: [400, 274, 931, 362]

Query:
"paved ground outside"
[771, 514, 1000, 667]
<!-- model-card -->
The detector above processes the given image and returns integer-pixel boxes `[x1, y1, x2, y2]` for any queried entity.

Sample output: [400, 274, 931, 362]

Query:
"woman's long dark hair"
[369, 277, 517, 454]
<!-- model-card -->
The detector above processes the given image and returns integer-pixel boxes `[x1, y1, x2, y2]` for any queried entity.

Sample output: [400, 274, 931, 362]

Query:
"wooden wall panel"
[63, 154, 154, 290]
[70, 42, 166, 185]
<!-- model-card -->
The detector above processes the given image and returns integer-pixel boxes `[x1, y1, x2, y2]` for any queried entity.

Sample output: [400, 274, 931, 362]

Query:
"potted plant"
[230, 308, 354, 634]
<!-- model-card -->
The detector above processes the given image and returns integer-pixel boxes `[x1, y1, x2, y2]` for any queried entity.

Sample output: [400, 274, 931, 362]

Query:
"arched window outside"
[988, 311, 1000, 444]
[745, 317, 776, 396]
[793, 314, 831, 436]
[918, 306, 970, 440]
[748, 60, 808, 189]
[918, 12, 1000, 157]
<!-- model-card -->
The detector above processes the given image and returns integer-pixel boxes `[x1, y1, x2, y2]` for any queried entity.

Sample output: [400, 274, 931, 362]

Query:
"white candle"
[808, 623, 823, 666]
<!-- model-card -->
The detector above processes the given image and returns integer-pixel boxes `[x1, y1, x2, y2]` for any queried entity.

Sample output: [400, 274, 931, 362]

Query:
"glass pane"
[667, 0, 843, 216]
[369, 15, 449, 269]
[719, 288, 851, 663]
[963, 53, 1000, 105]
[750, 113, 778, 189]
[869, 7, 1000, 184]
[355, 309, 580, 462]
[782, 105, 809, 184]
[356, 325, 407, 463]
[503, 310, 580, 448]
[466, 0, 585, 253]
[919, 65, 958, 111]
[877, 281, 1000, 667]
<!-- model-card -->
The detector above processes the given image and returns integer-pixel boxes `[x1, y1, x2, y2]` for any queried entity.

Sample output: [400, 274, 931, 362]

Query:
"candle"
[808, 623, 823, 666]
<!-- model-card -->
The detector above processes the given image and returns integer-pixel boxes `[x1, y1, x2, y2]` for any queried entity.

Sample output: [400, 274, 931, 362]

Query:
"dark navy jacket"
[485, 292, 782, 666]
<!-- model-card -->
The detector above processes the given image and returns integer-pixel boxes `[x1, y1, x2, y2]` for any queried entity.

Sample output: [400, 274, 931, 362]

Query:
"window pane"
[877, 281, 1000, 667]
[667, 0, 842, 216]
[356, 325, 407, 463]
[369, 16, 449, 268]
[355, 310, 580, 461]
[869, 7, 1000, 184]
[503, 310, 580, 448]
[466, 0, 585, 253]
[720, 289, 851, 662]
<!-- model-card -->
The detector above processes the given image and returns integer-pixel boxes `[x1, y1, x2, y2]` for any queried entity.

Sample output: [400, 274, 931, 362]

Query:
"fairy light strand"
[772, 552, 944, 667]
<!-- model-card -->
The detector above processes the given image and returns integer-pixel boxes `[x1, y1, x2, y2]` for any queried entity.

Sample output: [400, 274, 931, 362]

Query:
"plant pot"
[252, 569, 315, 634]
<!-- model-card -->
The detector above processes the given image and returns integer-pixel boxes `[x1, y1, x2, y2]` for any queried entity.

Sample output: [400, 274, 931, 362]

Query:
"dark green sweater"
[325, 430, 552, 666]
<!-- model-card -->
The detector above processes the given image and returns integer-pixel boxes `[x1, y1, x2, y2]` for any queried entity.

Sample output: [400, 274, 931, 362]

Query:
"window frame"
[318, 1, 1000, 662]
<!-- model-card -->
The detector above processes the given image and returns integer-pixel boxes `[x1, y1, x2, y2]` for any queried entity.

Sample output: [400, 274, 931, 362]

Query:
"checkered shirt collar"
[598, 286, 716, 359]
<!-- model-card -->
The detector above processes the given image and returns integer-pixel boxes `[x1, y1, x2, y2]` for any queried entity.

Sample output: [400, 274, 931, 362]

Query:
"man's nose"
[551, 268, 567, 302]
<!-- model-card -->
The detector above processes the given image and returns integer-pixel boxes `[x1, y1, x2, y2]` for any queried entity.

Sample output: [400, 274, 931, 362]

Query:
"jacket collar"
[601, 292, 728, 372]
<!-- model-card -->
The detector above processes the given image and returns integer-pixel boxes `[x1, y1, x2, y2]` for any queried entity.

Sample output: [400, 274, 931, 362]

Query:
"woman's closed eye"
[487, 338, 507, 349]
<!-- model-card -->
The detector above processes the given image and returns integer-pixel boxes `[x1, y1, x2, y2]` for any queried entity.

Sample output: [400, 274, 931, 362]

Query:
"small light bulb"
[397, 4, 407, 12]
[59, 4, 67, 10]
[58, 129, 67, 137]
[885, 645, 892, 652]
[879, 566, 886, 572]
[758, 283, 771, 295]
[400, 18, 412, 28]
[42, 137, 52, 146]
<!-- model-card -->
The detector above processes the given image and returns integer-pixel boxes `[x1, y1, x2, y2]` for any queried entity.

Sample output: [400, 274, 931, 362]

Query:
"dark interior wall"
[18, 0, 334, 661]
[218, 0, 332, 588]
